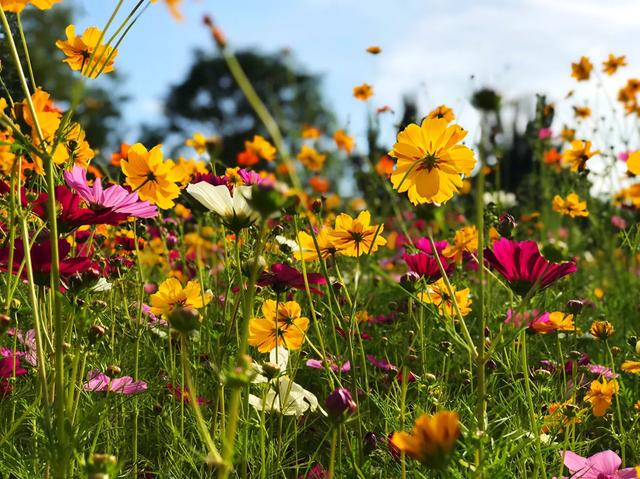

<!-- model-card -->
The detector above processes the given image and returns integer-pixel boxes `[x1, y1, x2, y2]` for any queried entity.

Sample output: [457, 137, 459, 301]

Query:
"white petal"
[187, 183, 232, 218]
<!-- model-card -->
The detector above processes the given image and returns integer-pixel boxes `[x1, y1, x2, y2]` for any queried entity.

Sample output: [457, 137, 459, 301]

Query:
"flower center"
[420, 153, 439, 171]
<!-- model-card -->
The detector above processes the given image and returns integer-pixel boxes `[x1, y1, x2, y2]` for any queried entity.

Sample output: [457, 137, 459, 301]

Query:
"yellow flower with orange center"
[571, 56, 593, 81]
[248, 300, 309, 353]
[150, 278, 212, 318]
[121, 143, 181, 209]
[442, 226, 477, 264]
[419, 278, 472, 317]
[391, 411, 460, 467]
[562, 140, 599, 172]
[56, 25, 118, 78]
[552, 193, 589, 218]
[329, 211, 386, 257]
[584, 378, 618, 416]
[388, 118, 476, 205]
[297, 145, 326, 172]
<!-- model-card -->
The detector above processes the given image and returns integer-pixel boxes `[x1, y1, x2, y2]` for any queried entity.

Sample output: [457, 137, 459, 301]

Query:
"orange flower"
[248, 300, 309, 353]
[150, 0, 184, 21]
[297, 145, 326, 172]
[0, 0, 60, 13]
[627, 151, 640, 176]
[366, 46, 381, 54]
[309, 176, 330, 193]
[562, 140, 599, 172]
[552, 193, 589, 218]
[302, 124, 321, 139]
[330, 210, 386, 257]
[621, 360, 640, 374]
[55, 25, 118, 77]
[427, 105, 455, 122]
[334, 129, 355, 154]
[375, 155, 395, 178]
[571, 56, 593, 81]
[602, 54, 626, 75]
[584, 378, 618, 416]
[353, 83, 374, 101]
[111, 143, 130, 167]
[573, 106, 591, 119]
[443, 226, 477, 264]
[239, 135, 276, 166]
[543, 148, 562, 169]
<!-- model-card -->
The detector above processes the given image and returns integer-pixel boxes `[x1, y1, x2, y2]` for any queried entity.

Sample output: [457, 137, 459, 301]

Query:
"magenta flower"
[258, 263, 327, 295]
[403, 251, 452, 283]
[0, 354, 28, 378]
[238, 168, 275, 187]
[6, 328, 37, 366]
[484, 238, 577, 296]
[64, 166, 157, 218]
[306, 357, 351, 373]
[505, 309, 546, 328]
[83, 370, 147, 395]
[555, 450, 637, 479]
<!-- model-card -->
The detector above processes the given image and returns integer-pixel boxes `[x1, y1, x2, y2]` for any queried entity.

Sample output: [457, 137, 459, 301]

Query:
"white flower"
[91, 277, 112, 292]
[186, 182, 259, 230]
[275, 235, 299, 254]
[252, 346, 289, 384]
[483, 190, 517, 207]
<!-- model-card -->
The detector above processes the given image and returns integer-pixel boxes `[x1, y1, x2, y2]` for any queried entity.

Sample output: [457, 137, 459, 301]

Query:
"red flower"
[257, 263, 327, 295]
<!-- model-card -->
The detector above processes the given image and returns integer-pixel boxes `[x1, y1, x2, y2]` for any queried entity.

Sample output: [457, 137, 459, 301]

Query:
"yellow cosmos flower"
[531, 312, 575, 334]
[353, 83, 374, 101]
[627, 151, 640, 175]
[602, 54, 626, 76]
[55, 25, 118, 78]
[442, 226, 477, 264]
[301, 124, 321, 139]
[185, 132, 218, 155]
[121, 143, 181, 209]
[245, 135, 276, 162]
[248, 300, 309, 353]
[571, 56, 593, 81]
[573, 106, 592, 119]
[621, 360, 640, 374]
[589, 320, 615, 340]
[419, 278, 472, 317]
[329, 210, 386, 257]
[51, 122, 94, 169]
[0, 0, 60, 13]
[0, 128, 16, 177]
[552, 193, 589, 218]
[562, 140, 599, 172]
[21, 88, 61, 143]
[584, 378, 618, 417]
[297, 145, 326, 172]
[561, 126, 576, 143]
[427, 105, 455, 122]
[391, 411, 460, 467]
[150, 0, 184, 21]
[389, 118, 476, 205]
[295, 227, 337, 262]
[333, 129, 355, 154]
[149, 278, 212, 318]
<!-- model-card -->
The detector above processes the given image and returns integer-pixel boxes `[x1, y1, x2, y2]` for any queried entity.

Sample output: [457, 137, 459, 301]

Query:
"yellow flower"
[170, 156, 208, 186]
[389, 118, 476, 205]
[55, 25, 118, 78]
[552, 193, 589, 217]
[573, 106, 592, 119]
[0, 128, 16, 177]
[329, 210, 386, 257]
[571, 56, 593, 81]
[333, 129, 355, 154]
[0, 0, 60, 13]
[442, 226, 477, 264]
[561, 126, 576, 143]
[627, 151, 640, 175]
[248, 300, 309, 353]
[427, 105, 455, 122]
[419, 278, 472, 317]
[149, 278, 212, 318]
[297, 145, 326, 171]
[562, 140, 599, 172]
[121, 143, 181, 209]
[621, 360, 640, 374]
[302, 124, 321, 139]
[245, 135, 276, 162]
[51, 122, 95, 169]
[366, 46, 382, 54]
[294, 227, 337, 262]
[391, 411, 460, 466]
[150, 0, 183, 21]
[589, 320, 615, 340]
[353, 83, 374, 101]
[542, 401, 581, 433]
[602, 54, 626, 76]
[531, 312, 575, 334]
[21, 88, 61, 143]
[584, 378, 618, 416]
[185, 132, 218, 155]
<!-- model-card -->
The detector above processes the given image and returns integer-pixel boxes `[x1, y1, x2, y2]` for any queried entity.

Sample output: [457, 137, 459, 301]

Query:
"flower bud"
[589, 320, 615, 340]
[497, 213, 516, 238]
[168, 307, 202, 334]
[566, 299, 585, 315]
[88, 324, 107, 345]
[363, 432, 378, 455]
[325, 388, 357, 421]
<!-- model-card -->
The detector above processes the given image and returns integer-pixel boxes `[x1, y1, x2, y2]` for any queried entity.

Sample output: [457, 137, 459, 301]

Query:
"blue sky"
[71, 0, 640, 171]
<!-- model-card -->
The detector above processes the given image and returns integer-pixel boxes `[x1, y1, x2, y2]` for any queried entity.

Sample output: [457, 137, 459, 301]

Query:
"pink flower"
[555, 450, 637, 479]
[484, 238, 577, 296]
[0, 354, 28, 378]
[306, 357, 351, 373]
[618, 151, 630, 162]
[257, 263, 327, 295]
[403, 251, 452, 283]
[83, 370, 147, 395]
[64, 166, 157, 219]
[505, 309, 545, 327]
[538, 128, 552, 140]
[611, 216, 627, 230]
[6, 328, 37, 366]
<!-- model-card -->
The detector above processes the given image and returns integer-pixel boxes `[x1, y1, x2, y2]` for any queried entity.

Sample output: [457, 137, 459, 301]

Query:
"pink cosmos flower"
[83, 369, 147, 395]
[484, 238, 577, 296]
[403, 251, 452, 283]
[538, 128, 552, 140]
[6, 328, 37, 366]
[554, 450, 637, 479]
[0, 354, 28, 378]
[306, 357, 351, 373]
[64, 166, 157, 219]
[505, 309, 546, 328]
[257, 263, 327, 295]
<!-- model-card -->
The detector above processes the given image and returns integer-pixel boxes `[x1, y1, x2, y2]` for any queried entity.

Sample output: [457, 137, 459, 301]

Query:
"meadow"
[0, 1, 640, 478]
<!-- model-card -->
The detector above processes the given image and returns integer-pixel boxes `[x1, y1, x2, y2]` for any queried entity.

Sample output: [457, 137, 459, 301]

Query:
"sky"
[70, 0, 640, 191]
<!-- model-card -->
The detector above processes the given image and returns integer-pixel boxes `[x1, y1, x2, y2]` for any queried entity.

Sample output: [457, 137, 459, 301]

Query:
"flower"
[83, 370, 147, 395]
[571, 56, 593, 81]
[64, 166, 157, 218]
[627, 151, 640, 175]
[552, 193, 589, 218]
[366, 45, 382, 54]
[0, 0, 61, 13]
[238, 135, 276, 166]
[427, 105, 455, 122]
[562, 140, 599, 172]
[149, 278, 212, 318]
[55, 25, 118, 77]
[295, 227, 337, 262]
[589, 320, 615, 340]
[111, 143, 129, 167]
[557, 450, 636, 479]
[388, 118, 476, 205]
[21, 88, 61, 143]
[390, 411, 460, 467]
[530, 312, 575, 334]
[602, 54, 627, 76]
[621, 360, 640, 374]
[333, 129, 355, 154]
[325, 388, 357, 420]
[0, 354, 28, 378]
[248, 300, 309, 353]
[329, 211, 386, 257]
[584, 378, 619, 416]
[121, 144, 181, 209]
[443, 226, 478, 264]
[403, 251, 451, 283]
[186, 182, 259, 231]
[257, 263, 327, 295]
[484, 238, 577, 296]
[302, 124, 321, 139]
[297, 145, 326, 171]
[150, 0, 184, 21]
[248, 375, 320, 416]
[353, 83, 374, 100]
[573, 106, 592, 119]
[419, 278, 472, 317]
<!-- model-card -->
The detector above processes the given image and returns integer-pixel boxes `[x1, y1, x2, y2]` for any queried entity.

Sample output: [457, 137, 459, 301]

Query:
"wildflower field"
[1, 1, 640, 478]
